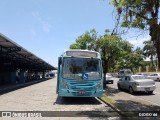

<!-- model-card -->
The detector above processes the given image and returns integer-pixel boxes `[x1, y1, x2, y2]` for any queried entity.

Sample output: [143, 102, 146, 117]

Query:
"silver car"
[148, 73, 160, 82]
[106, 73, 113, 84]
[117, 75, 156, 94]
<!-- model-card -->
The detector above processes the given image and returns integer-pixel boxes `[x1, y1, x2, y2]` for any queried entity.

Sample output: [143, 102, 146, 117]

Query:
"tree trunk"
[150, 22, 160, 71]
[155, 34, 160, 71]
[151, 24, 160, 71]
[150, 55, 154, 71]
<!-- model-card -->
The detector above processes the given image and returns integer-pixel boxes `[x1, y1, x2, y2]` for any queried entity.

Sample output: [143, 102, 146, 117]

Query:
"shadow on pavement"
[104, 86, 122, 97]
[104, 86, 160, 119]
[55, 96, 102, 105]
[0, 78, 52, 95]
[115, 99, 160, 111]
[114, 99, 160, 119]
[54, 96, 120, 118]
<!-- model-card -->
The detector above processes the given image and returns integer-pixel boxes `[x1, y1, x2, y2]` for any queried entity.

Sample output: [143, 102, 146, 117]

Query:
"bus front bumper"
[59, 89, 103, 97]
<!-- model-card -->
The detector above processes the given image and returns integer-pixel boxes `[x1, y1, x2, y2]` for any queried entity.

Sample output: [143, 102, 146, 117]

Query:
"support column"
[19, 70, 26, 83]
[10, 71, 17, 84]
[42, 71, 45, 79]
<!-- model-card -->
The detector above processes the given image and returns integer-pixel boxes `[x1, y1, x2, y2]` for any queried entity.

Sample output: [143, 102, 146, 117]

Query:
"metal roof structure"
[0, 33, 56, 71]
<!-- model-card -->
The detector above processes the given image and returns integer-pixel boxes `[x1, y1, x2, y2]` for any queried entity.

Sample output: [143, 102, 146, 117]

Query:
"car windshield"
[62, 57, 101, 80]
[126, 71, 132, 74]
[132, 75, 148, 80]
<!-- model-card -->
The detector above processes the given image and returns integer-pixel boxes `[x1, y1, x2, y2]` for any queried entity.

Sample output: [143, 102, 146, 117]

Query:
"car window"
[125, 76, 130, 81]
[150, 74, 154, 76]
[121, 77, 125, 81]
[119, 71, 124, 74]
[132, 75, 147, 80]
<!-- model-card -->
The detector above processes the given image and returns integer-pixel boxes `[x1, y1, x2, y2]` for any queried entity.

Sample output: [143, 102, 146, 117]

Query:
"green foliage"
[70, 29, 97, 50]
[143, 40, 157, 69]
[96, 35, 123, 73]
[111, 0, 160, 29]
[69, 28, 145, 73]
[69, 43, 81, 49]
[143, 40, 156, 59]
[111, 0, 160, 69]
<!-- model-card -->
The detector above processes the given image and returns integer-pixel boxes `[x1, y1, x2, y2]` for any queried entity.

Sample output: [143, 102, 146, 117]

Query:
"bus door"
[56, 57, 62, 94]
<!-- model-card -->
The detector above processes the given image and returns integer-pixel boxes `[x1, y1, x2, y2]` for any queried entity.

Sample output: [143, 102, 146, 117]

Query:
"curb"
[97, 97, 126, 117]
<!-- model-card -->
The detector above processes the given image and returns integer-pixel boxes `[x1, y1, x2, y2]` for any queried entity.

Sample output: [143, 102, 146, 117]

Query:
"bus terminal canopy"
[0, 33, 56, 71]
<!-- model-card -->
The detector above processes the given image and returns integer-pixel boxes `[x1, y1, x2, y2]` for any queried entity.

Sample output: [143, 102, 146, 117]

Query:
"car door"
[124, 76, 131, 90]
[119, 76, 125, 89]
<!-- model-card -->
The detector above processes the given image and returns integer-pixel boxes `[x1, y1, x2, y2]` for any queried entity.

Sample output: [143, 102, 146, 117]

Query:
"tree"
[70, 43, 81, 49]
[70, 29, 128, 75]
[143, 40, 157, 70]
[117, 48, 144, 73]
[69, 29, 98, 50]
[69, 29, 144, 74]
[111, 0, 160, 70]
[96, 34, 123, 74]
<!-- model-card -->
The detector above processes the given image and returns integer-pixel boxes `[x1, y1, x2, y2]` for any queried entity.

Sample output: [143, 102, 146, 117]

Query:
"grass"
[101, 94, 113, 104]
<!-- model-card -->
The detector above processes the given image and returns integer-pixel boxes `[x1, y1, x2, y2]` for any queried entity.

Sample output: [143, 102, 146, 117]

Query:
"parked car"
[111, 73, 118, 78]
[148, 73, 160, 82]
[118, 69, 132, 78]
[136, 73, 148, 77]
[117, 75, 156, 94]
[106, 73, 113, 84]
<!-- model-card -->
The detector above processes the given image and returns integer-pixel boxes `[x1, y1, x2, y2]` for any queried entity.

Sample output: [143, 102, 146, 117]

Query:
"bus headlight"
[62, 80, 69, 89]
[96, 82, 101, 90]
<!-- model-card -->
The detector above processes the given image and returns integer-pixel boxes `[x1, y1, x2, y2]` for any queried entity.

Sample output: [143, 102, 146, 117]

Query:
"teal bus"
[56, 50, 103, 97]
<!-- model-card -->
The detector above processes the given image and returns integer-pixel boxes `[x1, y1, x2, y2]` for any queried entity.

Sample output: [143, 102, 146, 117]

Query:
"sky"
[0, 0, 150, 67]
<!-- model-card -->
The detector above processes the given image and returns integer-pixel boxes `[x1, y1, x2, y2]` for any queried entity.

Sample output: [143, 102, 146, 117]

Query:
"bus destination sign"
[66, 51, 97, 58]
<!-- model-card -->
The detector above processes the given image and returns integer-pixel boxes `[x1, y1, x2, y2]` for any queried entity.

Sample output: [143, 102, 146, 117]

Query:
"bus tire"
[148, 91, 153, 94]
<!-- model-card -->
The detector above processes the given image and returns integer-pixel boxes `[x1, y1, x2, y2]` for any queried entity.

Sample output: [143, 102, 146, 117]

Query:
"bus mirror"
[103, 76, 106, 81]
[59, 58, 62, 65]
[102, 60, 104, 66]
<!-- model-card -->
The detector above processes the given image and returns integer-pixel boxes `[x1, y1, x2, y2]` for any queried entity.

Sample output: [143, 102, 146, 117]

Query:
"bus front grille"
[69, 82, 96, 91]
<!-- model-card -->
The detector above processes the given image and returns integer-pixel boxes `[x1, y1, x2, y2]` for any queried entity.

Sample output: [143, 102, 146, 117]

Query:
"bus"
[56, 50, 103, 97]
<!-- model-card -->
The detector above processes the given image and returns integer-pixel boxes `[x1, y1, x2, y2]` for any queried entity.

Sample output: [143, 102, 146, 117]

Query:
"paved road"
[0, 77, 119, 120]
[108, 77, 160, 106]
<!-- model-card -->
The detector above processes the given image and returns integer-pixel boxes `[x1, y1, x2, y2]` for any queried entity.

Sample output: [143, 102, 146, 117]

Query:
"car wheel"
[148, 91, 153, 94]
[118, 84, 121, 90]
[129, 87, 134, 94]
[156, 78, 159, 82]
[111, 81, 113, 84]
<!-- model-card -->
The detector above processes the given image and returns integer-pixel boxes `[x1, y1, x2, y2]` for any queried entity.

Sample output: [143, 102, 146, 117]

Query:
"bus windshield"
[62, 57, 101, 80]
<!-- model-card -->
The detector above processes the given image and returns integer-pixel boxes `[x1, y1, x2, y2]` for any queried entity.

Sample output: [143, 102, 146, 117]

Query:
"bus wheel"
[148, 91, 153, 94]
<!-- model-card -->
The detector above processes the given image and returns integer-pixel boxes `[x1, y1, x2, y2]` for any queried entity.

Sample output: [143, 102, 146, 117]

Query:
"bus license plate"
[78, 91, 86, 94]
